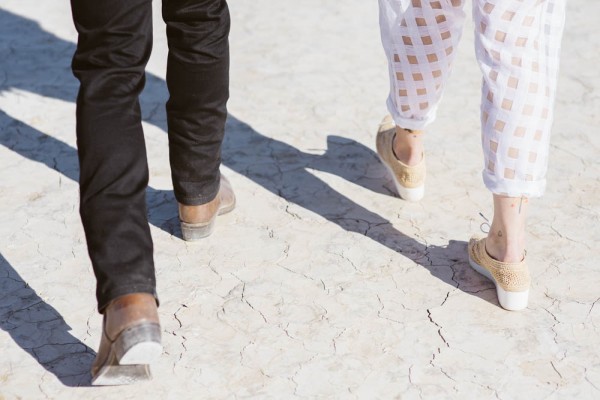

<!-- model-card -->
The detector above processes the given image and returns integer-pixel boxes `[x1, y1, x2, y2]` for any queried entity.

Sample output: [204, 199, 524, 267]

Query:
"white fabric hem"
[386, 96, 436, 131]
[482, 170, 546, 198]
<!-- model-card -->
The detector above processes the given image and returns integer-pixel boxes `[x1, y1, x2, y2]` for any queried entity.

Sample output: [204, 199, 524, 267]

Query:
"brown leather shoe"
[179, 175, 236, 241]
[91, 293, 162, 386]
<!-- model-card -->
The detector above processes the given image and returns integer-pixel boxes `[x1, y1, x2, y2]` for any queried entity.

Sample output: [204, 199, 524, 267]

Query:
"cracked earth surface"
[1, 1, 599, 398]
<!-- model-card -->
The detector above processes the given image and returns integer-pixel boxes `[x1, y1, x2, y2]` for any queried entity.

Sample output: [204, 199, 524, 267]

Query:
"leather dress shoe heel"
[91, 293, 162, 386]
[179, 175, 236, 241]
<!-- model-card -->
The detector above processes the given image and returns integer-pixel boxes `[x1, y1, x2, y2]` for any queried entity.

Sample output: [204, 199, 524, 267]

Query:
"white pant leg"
[474, 0, 566, 197]
[378, 0, 467, 130]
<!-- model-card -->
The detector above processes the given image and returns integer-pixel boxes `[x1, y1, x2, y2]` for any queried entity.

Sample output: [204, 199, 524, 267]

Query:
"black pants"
[70, 0, 230, 312]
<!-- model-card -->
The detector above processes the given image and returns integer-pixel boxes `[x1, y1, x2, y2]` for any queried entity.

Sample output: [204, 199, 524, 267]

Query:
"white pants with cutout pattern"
[379, 0, 565, 197]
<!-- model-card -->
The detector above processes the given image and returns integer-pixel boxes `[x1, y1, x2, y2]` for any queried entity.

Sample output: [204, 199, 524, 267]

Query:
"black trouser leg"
[70, 0, 157, 312]
[163, 0, 231, 205]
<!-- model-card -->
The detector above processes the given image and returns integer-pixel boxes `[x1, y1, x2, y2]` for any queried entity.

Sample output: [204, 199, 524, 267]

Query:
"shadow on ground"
[0, 253, 95, 386]
[0, 7, 498, 385]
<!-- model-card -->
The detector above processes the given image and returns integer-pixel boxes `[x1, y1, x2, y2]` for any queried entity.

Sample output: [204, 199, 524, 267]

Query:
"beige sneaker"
[468, 236, 530, 311]
[375, 115, 425, 201]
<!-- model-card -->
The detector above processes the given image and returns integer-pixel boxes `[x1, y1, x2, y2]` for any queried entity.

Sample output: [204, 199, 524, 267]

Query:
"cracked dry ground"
[1, 0, 599, 399]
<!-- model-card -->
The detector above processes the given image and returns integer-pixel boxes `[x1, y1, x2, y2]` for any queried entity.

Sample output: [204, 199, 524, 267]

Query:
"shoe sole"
[181, 219, 216, 241]
[92, 362, 153, 386]
[92, 323, 162, 386]
[397, 183, 425, 202]
[377, 154, 424, 202]
[180, 200, 236, 241]
[116, 323, 162, 364]
[468, 256, 529, 311]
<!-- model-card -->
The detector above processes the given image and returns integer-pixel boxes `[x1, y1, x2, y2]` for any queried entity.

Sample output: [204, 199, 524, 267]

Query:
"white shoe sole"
[92, 363, 153, 386]
[468, 256, 529, 311]
[396, 183, 425, 202]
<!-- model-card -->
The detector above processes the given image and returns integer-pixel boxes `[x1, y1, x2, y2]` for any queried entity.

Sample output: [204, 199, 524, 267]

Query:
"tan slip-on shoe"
[375, 115, 425, 201]
[91, 293, 162, 386]
[179, 175, 236, 241]
[468, 236, 531, 311]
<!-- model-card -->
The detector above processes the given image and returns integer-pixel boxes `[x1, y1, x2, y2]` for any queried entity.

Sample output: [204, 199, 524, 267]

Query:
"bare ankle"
[393, 126, 423, 166]
[486, 229, 525, 263]
[485, 194, 529, 263]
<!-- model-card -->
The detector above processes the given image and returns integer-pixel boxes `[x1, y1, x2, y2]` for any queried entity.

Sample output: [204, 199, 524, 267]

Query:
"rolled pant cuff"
[387, 96, 436, 131]
[98, 284, 159, 314]
[482, 170, 546, 198]
[174, 178, 220, 206]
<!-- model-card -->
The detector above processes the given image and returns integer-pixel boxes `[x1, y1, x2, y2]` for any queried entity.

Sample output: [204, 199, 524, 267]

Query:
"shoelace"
[479, 212, 490, 234]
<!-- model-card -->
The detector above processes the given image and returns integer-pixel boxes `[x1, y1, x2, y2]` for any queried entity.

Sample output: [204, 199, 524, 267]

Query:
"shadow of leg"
[222, 116, 497, 305]
[315, 135, 398, 197]
[0, 253, 96, 387]
[0, 110, 178, 238]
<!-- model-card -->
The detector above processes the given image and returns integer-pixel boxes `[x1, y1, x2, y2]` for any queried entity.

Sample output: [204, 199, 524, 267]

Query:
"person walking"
[376, 0, 565, 310]
[70, 0, 235, 385]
